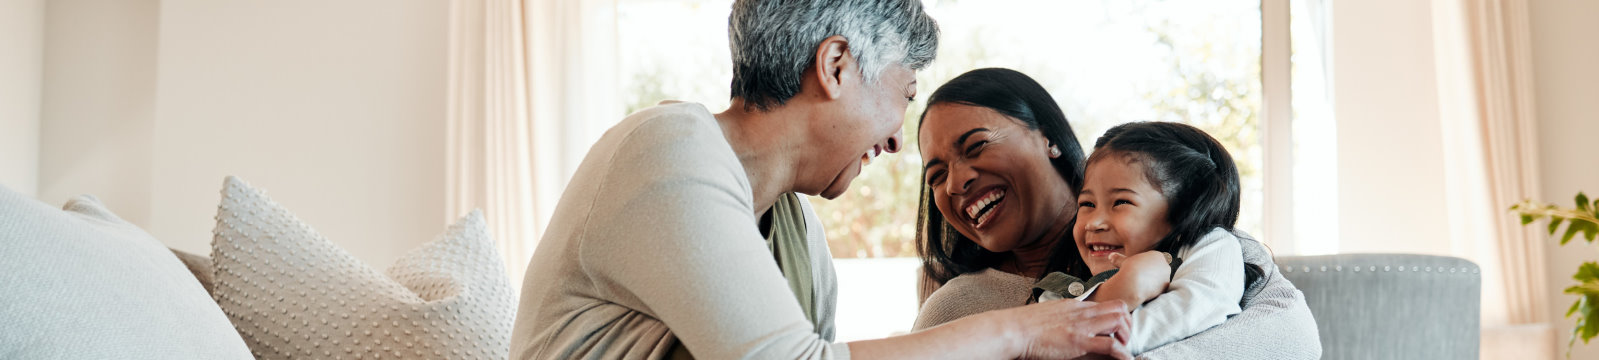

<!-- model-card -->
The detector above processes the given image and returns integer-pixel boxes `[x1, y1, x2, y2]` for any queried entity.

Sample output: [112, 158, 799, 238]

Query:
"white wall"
[37, 0, 160, 228]
[1531, 0, 1599, 358]
[34, 0, 449, 268]
[148, 0, 449, 267]
[0, 0, 44, 196]
[1329, 0, 1454, 255]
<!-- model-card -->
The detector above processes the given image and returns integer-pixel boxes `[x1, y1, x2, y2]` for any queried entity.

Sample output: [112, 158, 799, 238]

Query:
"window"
[615, 0, 1323, 341]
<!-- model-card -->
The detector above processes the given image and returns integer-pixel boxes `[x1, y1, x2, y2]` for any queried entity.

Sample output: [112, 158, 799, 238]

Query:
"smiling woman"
[917, 69, 1086, 282]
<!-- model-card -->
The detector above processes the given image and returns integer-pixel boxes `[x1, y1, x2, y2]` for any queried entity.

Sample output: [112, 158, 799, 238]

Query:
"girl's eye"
[1113, 199, 1133, 207]
[926, 170, 946, 186]
[1078, 201, 1095, 208]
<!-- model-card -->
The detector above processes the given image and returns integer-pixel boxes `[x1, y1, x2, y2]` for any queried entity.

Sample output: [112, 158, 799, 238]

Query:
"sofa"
[1, 177, 518, 359]
[1, 178, 1480, 359]
[1278, 254, 1481, 359]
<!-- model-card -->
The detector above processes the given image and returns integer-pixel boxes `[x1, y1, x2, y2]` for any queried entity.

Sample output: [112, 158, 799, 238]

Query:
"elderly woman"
[511, 1, 1135, 359]
[913, 68, 1321, 358]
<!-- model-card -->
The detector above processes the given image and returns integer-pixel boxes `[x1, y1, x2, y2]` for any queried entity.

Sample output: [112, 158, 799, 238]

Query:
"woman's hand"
[1005, 299, 1133, 360]
[849, 288, 1132, 360]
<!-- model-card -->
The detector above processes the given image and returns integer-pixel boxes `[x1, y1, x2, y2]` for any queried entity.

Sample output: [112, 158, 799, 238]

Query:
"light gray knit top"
[914, 235, 1322, 359]
[509, 102, 847, 359]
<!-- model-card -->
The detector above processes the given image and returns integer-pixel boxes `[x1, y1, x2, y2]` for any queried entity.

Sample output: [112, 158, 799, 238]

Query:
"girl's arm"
[1124, 229, 1246, 354]
[1084, 252, 1172, 311]
[1137, 235, 1321, 359]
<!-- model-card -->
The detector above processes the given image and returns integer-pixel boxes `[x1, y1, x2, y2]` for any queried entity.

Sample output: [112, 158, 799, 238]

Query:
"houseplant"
[1511, 192, 1599, 353]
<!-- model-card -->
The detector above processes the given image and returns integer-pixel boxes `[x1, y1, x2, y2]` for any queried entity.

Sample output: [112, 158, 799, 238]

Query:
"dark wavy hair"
[915, 68, 1089, 291]
[1073, 121, 1264, 287]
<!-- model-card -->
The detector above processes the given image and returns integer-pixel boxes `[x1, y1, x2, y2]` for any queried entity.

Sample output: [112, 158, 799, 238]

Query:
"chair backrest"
[1277, 254, 1480, 360]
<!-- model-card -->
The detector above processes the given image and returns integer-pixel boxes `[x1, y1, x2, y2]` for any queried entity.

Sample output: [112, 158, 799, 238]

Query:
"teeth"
[1090, 245, 1121, 252]
[965, 189, 1006, 223]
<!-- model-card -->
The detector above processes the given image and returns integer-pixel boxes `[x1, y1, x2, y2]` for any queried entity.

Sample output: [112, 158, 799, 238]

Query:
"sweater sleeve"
[1137, 235, 1321, 359]
[1127, 228, 1245, 354]
[579, 115, 848, 360]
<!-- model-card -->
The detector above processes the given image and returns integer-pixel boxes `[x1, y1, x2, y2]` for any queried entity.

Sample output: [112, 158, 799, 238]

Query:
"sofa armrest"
[1277, 254, 1480, 360]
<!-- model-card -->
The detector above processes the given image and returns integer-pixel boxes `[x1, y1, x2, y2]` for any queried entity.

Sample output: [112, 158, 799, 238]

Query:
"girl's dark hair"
[1077, 121, 1264, 287]
[915, 68, 1089, 288]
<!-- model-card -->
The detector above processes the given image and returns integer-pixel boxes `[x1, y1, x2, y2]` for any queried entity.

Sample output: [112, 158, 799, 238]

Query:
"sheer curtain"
[1434, 0, 1551, 356]
[446, 0, 619, 287]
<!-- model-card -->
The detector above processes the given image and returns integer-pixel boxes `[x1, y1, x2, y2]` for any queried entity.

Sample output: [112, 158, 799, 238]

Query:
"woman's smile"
[964, 187, 1007, 229]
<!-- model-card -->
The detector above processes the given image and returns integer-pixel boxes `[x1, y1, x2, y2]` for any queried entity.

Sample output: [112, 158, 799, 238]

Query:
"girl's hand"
[1006, 298, 1133, 360]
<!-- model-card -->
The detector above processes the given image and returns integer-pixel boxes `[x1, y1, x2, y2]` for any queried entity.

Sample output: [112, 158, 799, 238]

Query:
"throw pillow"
[0, 186, 252, 359]
[210, 176, 516, 359]
[172, 248, 216, 294]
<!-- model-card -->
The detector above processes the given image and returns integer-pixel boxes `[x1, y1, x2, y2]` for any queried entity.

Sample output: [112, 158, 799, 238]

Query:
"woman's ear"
[811, 35, 852, 101]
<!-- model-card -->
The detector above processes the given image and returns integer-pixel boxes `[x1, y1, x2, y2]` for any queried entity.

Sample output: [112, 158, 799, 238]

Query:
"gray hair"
[728, 0, 939, 112]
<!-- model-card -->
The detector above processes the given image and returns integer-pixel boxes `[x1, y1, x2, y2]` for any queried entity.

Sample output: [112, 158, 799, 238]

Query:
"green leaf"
[1572, 299, 1583, 317]
[1551, 217, 1567, 236]
[1564, 223, 1584, 245]
[1584, 295, 1599, 343]
[1523, 214, 1537, 225]
[1584, 221, 1599, 242]
[1579, 192, 1592, 212]
[1574, 262, 1599, 283]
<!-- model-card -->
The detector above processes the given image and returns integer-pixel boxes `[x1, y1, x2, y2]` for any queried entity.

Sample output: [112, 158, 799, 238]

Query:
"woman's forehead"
[920, 104, 1021, 141]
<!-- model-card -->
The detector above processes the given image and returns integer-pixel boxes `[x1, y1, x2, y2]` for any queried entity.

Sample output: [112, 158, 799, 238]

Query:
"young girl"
[1033, 121, 1264, 355]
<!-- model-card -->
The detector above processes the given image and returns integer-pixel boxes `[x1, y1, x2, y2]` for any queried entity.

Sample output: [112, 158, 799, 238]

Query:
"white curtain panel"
[1463, 0, 1547, 328]
[1434, 0, 1552, 356]
[447, 0, 619, 287]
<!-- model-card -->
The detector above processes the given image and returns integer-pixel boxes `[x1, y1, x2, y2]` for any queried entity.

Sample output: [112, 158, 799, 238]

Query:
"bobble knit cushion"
[0, 185, 252, 359]
[211, 176, 516, 359]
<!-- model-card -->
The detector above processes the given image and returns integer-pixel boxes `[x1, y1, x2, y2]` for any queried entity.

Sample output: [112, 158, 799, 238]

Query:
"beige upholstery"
[0, 186, 252, 359]
[210, 176, 517, 359]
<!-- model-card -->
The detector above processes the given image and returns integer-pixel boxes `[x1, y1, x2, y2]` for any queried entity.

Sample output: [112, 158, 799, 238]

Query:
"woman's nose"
[885, 128, 904, 153]
[945, 164, 976, 195]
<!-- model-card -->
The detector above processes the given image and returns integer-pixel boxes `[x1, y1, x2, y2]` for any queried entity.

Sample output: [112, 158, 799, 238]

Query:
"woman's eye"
[926, 171, 946, 186]
[964, 140, 987, 156]
[1113, 199, 1133, 207]
[1078, 201, 1095, 208]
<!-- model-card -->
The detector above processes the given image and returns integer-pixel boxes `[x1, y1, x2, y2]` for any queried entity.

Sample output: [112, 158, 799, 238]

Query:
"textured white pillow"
[210, 176, 516, 359]
[0, 185, 252, 359]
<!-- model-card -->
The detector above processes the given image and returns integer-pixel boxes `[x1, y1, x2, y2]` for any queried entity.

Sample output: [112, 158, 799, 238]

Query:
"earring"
[1049, 145, 1061, 158]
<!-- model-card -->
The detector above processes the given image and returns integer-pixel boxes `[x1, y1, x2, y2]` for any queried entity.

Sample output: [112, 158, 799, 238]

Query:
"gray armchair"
[1278, 254, 1481, 360]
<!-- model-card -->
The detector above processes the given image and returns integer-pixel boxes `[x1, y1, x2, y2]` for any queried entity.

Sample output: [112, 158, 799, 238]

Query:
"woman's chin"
[971, 237, 1015, 253]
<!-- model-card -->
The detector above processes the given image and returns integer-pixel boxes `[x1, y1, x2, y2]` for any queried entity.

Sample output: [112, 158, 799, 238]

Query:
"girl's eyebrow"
[1080, 188, 1139, 196]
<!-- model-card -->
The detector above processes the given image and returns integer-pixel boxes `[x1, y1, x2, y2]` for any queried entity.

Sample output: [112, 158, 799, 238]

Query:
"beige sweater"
[509, 102, 847, 359]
